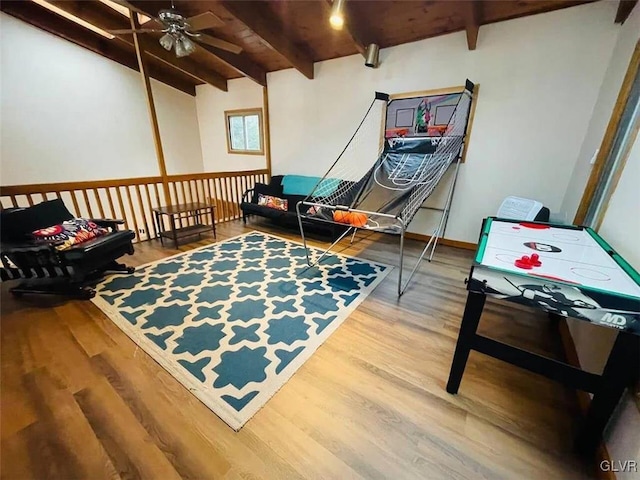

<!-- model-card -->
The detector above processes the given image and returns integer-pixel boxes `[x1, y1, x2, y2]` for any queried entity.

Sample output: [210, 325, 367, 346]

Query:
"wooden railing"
[0, 170, 269, 242]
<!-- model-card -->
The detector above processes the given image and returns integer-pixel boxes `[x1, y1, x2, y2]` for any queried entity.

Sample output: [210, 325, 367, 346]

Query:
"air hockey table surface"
[447, 217, 640, 455]
[469, 217, 640, 334]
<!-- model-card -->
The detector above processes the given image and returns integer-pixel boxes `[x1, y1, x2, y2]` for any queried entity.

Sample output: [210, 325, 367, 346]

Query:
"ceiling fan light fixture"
[159, 33, 174, 51]
[329, 0, 346, 30]
[175, 34, 197, 58]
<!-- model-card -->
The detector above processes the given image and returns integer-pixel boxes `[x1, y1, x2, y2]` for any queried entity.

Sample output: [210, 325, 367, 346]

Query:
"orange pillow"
[257, 194, 288, 211]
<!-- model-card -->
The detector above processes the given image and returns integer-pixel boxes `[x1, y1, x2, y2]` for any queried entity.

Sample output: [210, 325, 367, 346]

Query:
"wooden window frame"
[571, 41, 640, 415]
[380, 84, 480, 163]
[574, 41, 640, 227]
[224, 108, 265, 156]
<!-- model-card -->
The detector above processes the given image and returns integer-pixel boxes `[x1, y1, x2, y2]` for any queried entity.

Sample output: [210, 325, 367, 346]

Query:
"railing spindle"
[106, 188, 116, 219]
[234, 177, 241, 217]
[153, 183, 163, 234]
[135, 185, 149, 240]
[115, 187, 129, 231]
[81, 189, 94, 218]
[181, 181, 188, 205]
[204, 178, 212, 206]
[214, 178, 223, 221]
[224, 177, 232, 221]
[125, 186, 140, 241]
[94, 189, 105, 218]
[69, 191, 81, 217]
[153, 183, 161, 207]
[144, 184, 157, 239]
[193, 180, 201, 205]
[171, 182, 180, 206]
[210, 179, 220, 224]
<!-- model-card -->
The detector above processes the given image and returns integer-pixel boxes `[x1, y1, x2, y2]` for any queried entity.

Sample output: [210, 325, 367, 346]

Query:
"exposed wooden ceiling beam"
[197, 45, 267, 86]
[127, 0, 267, 86]
[465, 1, 482, 51]
[220, 1, 314, 79]
[323, 0, 375, 57]
[0, 1, 196, 96]
[615, 0, 638, 23]
[47, 1, 228, 91]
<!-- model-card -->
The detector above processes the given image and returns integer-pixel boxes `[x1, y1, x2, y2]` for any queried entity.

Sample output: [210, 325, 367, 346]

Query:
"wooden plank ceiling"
[2, 0, 634, 96]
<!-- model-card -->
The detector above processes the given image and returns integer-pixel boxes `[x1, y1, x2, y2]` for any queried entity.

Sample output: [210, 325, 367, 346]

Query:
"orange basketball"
[332, 210, 368, 227]
[333, 210, 350, 224]
[349, 212, 368, 227]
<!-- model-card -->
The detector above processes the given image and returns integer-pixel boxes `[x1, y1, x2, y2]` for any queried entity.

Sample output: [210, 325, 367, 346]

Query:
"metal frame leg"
[446, 291, 486, 393]
[576, 332, 639, 455]
[170, 215, 178, 249]
[297, 201, 354, 267]
[429, 159, 461, 261]
[397, 160, 463, 295]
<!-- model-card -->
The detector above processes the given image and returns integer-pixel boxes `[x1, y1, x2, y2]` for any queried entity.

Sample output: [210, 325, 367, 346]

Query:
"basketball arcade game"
[296, 81, 476, 295]
[447, 217, 640, 455]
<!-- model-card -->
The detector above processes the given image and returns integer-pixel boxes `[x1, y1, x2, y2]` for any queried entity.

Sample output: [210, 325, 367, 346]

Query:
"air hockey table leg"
[575, 331, 640, 455]
[446, 291, 486, 394]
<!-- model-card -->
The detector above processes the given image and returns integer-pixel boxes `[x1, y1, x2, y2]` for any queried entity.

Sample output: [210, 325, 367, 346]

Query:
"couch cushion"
[61, 229, 135, 257]
[252, 182, 283, 203]
[270, 175, 285, 187]
[285, 195, 308, 213]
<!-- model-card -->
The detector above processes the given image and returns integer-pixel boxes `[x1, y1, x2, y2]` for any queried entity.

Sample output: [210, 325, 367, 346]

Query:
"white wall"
[0, 13, 203, 186]
[267, 1, 620, 242]
[559, 5, 640, 475]
[599, 136, 640, 268]
[595, 134, 640, 480]
[561, 6, 640, 223]
[195, 78, 267, 172]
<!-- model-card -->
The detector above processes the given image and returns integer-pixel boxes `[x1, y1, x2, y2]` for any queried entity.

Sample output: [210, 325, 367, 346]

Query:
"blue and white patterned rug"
[92, 231, 391, 430]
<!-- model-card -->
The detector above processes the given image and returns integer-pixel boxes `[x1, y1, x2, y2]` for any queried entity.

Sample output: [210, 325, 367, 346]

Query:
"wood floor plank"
[99, 347, 305, 480]
[0, 219, 600, 479]
[61, 302, 117, 357]
[74, 379, 182, 480]
[246, 405, 367, 480]
[90, 351, 231, 479]
[1, 424, 37, 480]
[23, 368, 120, 480]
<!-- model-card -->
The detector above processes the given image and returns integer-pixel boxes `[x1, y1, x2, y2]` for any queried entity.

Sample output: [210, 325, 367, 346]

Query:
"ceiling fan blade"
[140, 18, 165, 29]
[194, 34, 242, 54]
[107, 28, 163, 34]
[185, 11, 224, 31]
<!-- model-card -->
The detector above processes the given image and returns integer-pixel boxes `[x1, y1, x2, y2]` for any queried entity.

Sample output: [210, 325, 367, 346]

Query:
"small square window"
[225, 109, 264, 155]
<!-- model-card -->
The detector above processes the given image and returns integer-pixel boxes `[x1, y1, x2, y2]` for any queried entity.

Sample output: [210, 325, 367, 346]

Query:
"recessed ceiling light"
[32, 0, 115, 39]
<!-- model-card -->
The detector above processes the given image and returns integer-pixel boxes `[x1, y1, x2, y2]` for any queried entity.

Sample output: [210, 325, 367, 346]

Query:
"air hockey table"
[446, 217, 640, 455]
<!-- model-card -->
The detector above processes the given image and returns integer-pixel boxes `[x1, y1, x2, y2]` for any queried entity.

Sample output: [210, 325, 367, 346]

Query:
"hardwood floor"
[1, 219, 597, 479]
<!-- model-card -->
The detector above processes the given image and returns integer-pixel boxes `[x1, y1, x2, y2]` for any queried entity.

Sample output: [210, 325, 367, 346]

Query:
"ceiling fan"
[108, 0, 242, 58]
